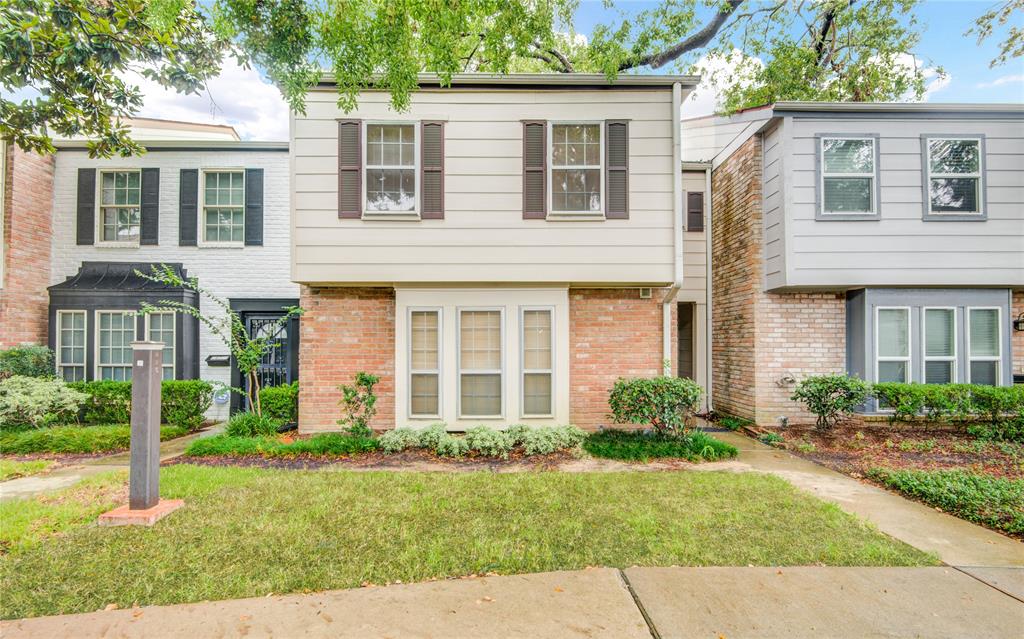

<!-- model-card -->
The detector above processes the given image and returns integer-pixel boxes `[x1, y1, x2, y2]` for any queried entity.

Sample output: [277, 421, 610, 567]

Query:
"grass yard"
[0, 460, 54, 482]
[0, 464, 935, 619]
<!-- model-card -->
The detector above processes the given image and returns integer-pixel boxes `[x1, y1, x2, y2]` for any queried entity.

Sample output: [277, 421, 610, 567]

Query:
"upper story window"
[202, 170, 245, 244]
[820, 137, 877, 216]
[925, 137, 984, 216]
[99, 170, 141, 244]
[366, 123, 417, 212]
[550, 123, 601, 214]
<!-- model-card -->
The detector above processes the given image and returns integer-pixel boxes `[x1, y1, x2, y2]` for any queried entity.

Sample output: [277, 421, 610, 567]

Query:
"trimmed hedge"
[0, 424, 188, 454]
[583, 429, 737, 462]
[185, 433, 377, 458]
[608, 376, 703, 433]
[0, 345, 55, 379]
[259, 382, 298, 422]
[868, 468, 1023, 536]
[872, 382, 1024, 424]
[69, 380, 213, 430]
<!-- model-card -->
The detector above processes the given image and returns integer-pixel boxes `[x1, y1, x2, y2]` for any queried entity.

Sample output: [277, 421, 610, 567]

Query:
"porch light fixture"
[1014, 312, 1024, 333]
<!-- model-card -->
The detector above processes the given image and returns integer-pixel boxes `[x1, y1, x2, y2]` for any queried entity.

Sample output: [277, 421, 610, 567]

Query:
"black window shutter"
[605, 120, 629, 219]
[140, 168, 160, 245]
[686, 191, 705, 232]
[178, 169, 198, 246]
[421, 121, 444, 219]
[244, 168, 264, 245]
[522, 121, 546, 219]
[338, 119, 362, 218]
[76, 168, 95, 245]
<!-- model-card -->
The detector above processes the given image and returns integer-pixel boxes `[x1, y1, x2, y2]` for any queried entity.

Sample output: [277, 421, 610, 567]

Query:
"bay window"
[925, 137, 983, 216]
[968, 308, 1001, 385]
[550, 123, 601, 214]
[96, 311, 137, 381]
[146, 312, 176, 380]
[409, 309, 441, 417]
[819, 136, 877, 216]
[458, 309, 503, 418]
[876, 307, 910, 383]
[56, 310, 86, 382]
[521, 308, 553, 417]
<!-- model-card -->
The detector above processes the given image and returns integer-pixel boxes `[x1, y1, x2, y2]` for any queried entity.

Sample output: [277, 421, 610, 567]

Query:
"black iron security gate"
[242, 313, 292, 411]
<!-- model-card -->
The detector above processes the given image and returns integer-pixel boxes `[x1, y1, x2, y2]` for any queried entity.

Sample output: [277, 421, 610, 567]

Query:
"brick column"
[0, 145, 54, 348]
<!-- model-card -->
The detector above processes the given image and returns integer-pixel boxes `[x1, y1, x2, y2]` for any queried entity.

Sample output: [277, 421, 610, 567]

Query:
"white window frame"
[56, 310, 87, 382]
[921, 306, 957, 384]
[547, 121, 605, 216]
[520, 306, 555, 418]
[199, 168, 246, 247]
[456, 306, 504, 420]
[875, 306, 911, 384]
[408, 306, 442, 419]
[94, 309, 137, 381]
[145, 311, 176, 380]
[362, 120, 420, 216]
[96, 169, 142, 247]
[819, 136, 877, 216]
[966, 306, 1002, 385]
[924, 136, 984, 216]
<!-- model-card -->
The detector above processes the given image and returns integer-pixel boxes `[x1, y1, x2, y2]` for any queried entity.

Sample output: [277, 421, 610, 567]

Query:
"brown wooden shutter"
[605, 120, 629, 219]
[522, 121, 546, 219]
[337, 119, 362, 218]
[421, 121, 444, 219]
[686, 191, 705, 232]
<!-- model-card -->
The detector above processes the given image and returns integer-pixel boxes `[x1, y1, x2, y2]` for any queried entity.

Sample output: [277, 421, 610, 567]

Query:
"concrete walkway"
[3, 567, 1021, 639]
[706, 430, 1024, 568]
[0, 427, 220, 502]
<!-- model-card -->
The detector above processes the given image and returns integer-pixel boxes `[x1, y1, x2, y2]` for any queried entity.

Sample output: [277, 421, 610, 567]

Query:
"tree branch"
[814, 1, 854, 66]
[619, 0, 746, 71]
[529, 41, 574, 72]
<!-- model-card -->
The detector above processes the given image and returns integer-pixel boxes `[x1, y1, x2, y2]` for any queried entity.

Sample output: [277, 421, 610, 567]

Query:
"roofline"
[124, 117, 240, 140]
[771, 101, 1024, 115]
[316, 72, 700, 90]
[53, 140, 288, 152]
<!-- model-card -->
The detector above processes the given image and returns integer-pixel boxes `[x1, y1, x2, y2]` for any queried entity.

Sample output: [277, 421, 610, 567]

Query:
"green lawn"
[0, 424, 188, 454]
[0, 460, 54, 482]
[0, 465, 936, 619]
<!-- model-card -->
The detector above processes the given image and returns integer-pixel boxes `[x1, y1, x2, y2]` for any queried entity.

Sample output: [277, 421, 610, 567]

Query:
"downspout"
[704, 165, 713, 413]
[662, 82, 684, 375]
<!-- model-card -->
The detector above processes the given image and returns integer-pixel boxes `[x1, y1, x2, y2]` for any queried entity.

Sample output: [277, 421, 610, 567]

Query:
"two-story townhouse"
[292, 73, 701, 431]
[682, 102, 1024, 425]
[1, 118, 299, 421]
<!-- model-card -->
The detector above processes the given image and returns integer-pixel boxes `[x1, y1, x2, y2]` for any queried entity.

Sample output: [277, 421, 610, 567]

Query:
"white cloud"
[680, 50, 764, 118]
[976, 74, 1024, 89]
[890, 53, 950, 102]
[124, 59, 289, 141]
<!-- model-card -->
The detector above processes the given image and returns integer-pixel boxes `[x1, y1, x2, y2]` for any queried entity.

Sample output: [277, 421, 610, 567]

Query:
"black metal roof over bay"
[48, 262, 190, 292]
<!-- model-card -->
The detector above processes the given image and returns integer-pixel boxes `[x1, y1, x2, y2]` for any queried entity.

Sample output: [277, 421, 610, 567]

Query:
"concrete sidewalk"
[3, 567, 1021, 639]
[706, 430, 1024, 568]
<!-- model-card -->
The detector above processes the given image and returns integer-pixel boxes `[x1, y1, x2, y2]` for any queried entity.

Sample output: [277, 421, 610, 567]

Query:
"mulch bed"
[167, 448, 578, 472]
[758, 423, 1023, 480]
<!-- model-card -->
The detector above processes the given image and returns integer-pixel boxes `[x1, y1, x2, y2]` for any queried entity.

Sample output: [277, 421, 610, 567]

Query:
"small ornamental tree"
[608, 376, 703, 435]
[790, 374, 871, 430]
[337, 371, 379, 437]
[136, 265, 301, 417]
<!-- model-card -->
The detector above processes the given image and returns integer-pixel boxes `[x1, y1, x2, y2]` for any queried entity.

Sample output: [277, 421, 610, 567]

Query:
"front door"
[241, 313, 293, 411]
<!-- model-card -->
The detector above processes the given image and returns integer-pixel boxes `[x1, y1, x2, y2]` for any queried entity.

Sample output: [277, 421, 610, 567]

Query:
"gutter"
[704, 165, 713, 413]
[662, 82, 684, 375]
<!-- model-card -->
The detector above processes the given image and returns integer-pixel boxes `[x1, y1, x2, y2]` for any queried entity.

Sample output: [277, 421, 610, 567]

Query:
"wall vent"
[638, 287, 652, 299]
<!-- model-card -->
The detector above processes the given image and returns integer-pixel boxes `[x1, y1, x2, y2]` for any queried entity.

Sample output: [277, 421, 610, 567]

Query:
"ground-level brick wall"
[1013, 290, 1024, 380]
[0, 145, 53, 348]
[299, 286, 395, 432]
[711, 135, 845, 426]
[569, 288, 676, 430]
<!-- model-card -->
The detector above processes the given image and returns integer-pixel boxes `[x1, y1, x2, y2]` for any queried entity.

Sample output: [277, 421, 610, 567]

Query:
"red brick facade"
[0, 145, 54, 348]
[711, 135, 846, 426]
[569, 288, 676, 430]
[298, 286, 395, 432]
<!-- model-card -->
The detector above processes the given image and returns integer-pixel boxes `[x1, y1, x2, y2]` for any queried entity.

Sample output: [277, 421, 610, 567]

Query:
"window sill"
[814, 212, 880, 221]
[922, 212, 987, 222]
[96, 242, 141, 248]
[197, 242, 245, 249]
[361, 212, 422, 222]
[545, 213, 606, 222]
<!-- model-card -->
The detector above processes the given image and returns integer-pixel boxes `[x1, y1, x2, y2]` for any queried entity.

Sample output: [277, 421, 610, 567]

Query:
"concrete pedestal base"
[98, 499, 185, 527]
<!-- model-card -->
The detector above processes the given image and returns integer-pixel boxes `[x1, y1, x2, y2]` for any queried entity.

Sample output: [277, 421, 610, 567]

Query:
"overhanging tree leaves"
[968, 0, 1023, 67]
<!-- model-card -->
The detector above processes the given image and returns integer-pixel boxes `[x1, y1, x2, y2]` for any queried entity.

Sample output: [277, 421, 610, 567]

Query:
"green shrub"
[608, 376, 703, 434]
[416, 422, 449, 449]
[966, 418, 1024, 443]
[790, 374, 871, 429]
[337, 372, 379, 437]
[464, 425, 514, 458]
[583, 429, 736, 462]
[509, 424, 587, 455]
[186, 433, 377, 458]
[225, 412, 281, 437]
[260, 382, 298, 422]
[69, 381, 131, 424]
[868, 468, 1023, 535]
[718, 415, 751, 431]
[758, 432, 785, 447]
[968, 385, 1024, 423]
[378, 427, 422, 453]
[161, 380, 213, 431]
[0, 424, 187, 454]
[434, 433, 469, 457]
[0, 345, 55, 378]
[871, 382, 1024, 424]
[0, 376, 88, 428]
